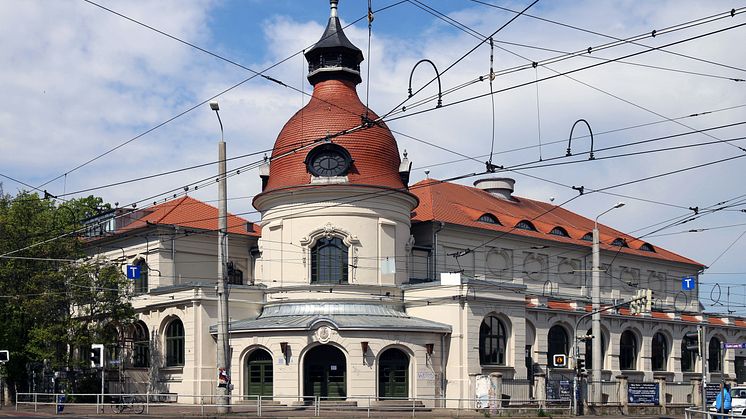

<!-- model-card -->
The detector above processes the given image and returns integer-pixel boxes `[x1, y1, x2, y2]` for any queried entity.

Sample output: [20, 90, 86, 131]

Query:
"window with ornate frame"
[479, 316, 507, 365]
[311, 237, 349, 285]
[165, 319, 185, 367]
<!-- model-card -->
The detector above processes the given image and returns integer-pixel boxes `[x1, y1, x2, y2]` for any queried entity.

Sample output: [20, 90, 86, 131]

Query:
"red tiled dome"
[261, 79, 404, 194]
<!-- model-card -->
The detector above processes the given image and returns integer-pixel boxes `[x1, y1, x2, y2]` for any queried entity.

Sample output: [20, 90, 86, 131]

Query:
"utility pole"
[591, 202, 625, 405]
[211, 101, 231, 413]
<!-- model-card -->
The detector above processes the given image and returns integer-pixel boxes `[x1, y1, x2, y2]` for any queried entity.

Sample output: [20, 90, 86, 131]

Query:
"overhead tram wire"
[408, 3, 746, 155]
[32, 0, 408, 195]
[379, 20, 746, 140]
[381, 7, 746, 119]
[469, 0, 746, 75]
[377, 0, 541, 122]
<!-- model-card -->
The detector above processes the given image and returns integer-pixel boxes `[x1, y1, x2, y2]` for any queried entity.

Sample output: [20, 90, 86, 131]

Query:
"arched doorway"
[378, 348, 409, 399]
[304, 345, 346, 400]
[245, 349, 273, 399]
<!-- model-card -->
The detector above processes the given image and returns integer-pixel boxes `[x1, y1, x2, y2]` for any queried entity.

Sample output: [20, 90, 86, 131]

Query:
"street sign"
[723, 342, 746, 349]
[682, 276, 696, 290]
[126, 265, 141, 279]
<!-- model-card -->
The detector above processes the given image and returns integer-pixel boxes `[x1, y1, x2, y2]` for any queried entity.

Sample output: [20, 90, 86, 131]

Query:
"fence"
[15, 392, 571, 417]
[668, 381, 696, 405]
[502, 378, 532, 404]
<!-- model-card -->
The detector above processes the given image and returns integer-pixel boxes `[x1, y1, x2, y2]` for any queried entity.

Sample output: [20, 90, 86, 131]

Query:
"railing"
[502, 378, 532, 404]
[14, 392, 571, 417]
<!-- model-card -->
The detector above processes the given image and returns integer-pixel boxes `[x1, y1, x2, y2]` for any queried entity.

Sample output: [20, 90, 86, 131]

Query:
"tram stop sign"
[682, 276, 695, 290]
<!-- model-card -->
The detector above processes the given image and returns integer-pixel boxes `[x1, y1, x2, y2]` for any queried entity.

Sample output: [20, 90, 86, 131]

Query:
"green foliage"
[0, 189, 133, 390]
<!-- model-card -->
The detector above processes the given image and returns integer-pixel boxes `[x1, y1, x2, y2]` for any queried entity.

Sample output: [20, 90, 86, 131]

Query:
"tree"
[0, 188, 135, 394]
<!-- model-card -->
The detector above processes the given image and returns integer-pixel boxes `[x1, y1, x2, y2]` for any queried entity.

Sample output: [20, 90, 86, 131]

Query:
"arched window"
[651, 332, 668, 371]
[133, 322, 150, 368]
[479, 316, 507, 365]
[478, 213, 500, 225]
[620, 330, 638, 370]
[165, 319, 185, 367]
[584, 328, 606, 370]
[709, 337, 722, 372]
[311, 237, 349, 284]
[134, 259, 148, 294]
[681, 334, 697, 372]
[580, 232, 593, 242]
[516, 220, 537, 231]
[547, 325, 569, 366]
[549, 227, 569, 237]
[610, 238, 629, 247]
[639, 243, 655, 252]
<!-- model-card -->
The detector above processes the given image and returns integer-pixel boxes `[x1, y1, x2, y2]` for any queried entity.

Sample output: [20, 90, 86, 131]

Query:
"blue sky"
[1, 0, 746, 314]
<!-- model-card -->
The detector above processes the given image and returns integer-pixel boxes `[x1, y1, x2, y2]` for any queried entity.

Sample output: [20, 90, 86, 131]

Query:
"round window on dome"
[305, 143, 353, 177]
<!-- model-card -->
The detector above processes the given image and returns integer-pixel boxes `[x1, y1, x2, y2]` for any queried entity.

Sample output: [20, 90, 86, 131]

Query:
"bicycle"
[110, 395, 145, 414]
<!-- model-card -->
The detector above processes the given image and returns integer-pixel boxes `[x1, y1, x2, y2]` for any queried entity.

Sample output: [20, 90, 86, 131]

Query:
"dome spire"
[304, 0, 364, 86]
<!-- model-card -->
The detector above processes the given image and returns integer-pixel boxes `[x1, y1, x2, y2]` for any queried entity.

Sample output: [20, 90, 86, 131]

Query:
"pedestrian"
[716, 383, 732, 418]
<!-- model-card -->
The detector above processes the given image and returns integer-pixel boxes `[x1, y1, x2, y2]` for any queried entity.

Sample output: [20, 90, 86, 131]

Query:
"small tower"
[304, 0, 364, 85]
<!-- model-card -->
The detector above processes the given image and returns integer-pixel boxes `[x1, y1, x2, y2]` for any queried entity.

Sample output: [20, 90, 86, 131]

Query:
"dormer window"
[515, 220, 537, 231]
[611, 238, 629, 247]
[549, 227, 570, 237]
[639, 243, 656, 252]
[580, 232, 593, 242]
[478, 213, 501, 225]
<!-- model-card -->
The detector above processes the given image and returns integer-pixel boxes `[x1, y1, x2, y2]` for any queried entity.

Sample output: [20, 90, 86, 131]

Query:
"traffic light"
[576, 357, 586, 373]
[684, 331, 700, 353]
[90, 344, 104, 368]
[0, 350, 8, 363]
[553, 354, 567, 367]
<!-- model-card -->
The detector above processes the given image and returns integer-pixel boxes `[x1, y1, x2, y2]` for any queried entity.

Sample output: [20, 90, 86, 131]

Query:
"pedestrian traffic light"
[0, 350, 8, 363]
[553, 354, 567, 367]
[90, 344, 104, 368]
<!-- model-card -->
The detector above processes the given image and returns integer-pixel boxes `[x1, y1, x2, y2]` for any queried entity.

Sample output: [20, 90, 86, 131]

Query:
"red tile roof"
[119, 196, 259, 237]
[260, 80, 404, 194]
[410, 179, 702, 267]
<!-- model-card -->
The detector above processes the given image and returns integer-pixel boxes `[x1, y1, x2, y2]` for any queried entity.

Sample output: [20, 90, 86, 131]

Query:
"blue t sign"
[127, 265, 141, 280]
[682, 276, 695, 291]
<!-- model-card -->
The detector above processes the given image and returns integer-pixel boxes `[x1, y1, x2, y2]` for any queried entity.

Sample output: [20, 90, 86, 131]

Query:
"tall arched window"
[165, 319, 185, 367]
[547, 325, 569, 366]
[709, 337, 722, 372]
[311, 237, 349, 284]
[134, 259, 148, 294]
[620, 330, 638, 370]
[584, 328, 606, 370]
[681, 334, 697, 372]
[651, 332, 668, 371]
[479, 316, 507, 365]
[133, 322, 150, 368]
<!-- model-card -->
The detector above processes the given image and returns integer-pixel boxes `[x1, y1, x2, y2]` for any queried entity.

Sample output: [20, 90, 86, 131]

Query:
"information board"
[706, 383, 721, 404]
[628, 382, 659, 405]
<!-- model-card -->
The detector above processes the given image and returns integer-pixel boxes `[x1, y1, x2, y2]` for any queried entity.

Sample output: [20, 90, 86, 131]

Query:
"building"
[85, 0, 746, 409]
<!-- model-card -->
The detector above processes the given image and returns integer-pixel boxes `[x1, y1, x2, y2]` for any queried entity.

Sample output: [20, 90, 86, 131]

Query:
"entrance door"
[245, 350, 273, 399]
[304, 345, 347, 400]
[378, 348, 409, 399]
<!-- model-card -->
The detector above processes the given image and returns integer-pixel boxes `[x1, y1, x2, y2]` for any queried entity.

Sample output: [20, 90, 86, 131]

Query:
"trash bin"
[56, 395, 66, 414]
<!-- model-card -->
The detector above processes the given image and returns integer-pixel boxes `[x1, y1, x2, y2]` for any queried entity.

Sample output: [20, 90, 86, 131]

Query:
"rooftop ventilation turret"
[474, 177, 516, 201]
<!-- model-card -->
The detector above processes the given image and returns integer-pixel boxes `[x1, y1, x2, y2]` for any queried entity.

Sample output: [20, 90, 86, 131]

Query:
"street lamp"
[591, 202, 625, 405]
[210, 100, 231, 413]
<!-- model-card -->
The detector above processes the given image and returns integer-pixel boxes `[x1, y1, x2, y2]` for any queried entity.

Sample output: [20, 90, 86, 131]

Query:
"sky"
[1, 0, 745, 314]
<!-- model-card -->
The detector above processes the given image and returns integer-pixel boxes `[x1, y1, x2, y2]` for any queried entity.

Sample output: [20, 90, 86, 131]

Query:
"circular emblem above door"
[316, 325, 332, 343]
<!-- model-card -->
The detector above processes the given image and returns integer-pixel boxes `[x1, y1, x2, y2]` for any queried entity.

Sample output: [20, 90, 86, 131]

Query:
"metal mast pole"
[212, 102, 231, 413]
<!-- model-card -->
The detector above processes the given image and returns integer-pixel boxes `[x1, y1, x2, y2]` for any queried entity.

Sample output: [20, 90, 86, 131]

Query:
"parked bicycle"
[110, 395, 144, 414]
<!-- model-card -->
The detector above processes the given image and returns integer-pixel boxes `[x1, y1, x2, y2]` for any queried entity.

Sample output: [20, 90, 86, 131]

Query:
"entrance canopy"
[211, 302, 451, 334]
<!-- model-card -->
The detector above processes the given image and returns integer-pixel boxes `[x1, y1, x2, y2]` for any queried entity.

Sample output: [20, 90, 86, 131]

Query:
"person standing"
[716, 383, 732, 418]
